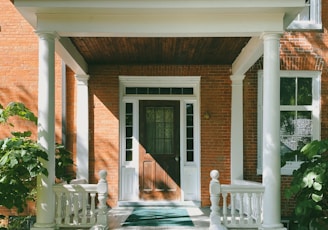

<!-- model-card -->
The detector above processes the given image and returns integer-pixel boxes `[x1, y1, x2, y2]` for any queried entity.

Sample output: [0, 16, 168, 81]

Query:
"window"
[287, 0, 322, 30]
[257, 70, 321, 175]
[186, 103, 194, 162]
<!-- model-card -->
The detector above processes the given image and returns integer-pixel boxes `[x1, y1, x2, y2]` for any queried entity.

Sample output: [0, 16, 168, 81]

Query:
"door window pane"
[146, 107, 174, 155]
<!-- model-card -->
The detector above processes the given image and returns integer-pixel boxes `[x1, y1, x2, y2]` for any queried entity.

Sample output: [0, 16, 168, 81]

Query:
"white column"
[261, 33, 285, 230]
[32, 31, 57, 230]
[76, 74, 90, 182]
[230, 75, 245, 181]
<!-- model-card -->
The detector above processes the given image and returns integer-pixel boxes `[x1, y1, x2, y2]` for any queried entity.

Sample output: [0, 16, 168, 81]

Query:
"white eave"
[14, 0, 305, 37]
[13, 0, 305, 75]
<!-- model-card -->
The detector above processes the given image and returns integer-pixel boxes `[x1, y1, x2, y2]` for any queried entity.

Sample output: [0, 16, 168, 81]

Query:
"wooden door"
[139, 100, 180, 200]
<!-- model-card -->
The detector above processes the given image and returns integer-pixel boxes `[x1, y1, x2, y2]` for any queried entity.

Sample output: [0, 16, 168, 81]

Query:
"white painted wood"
[15, 0, 305, 37]
[56, 37, 88, 75]
[261, 33, 285, 230]
[232, 37, 263, 76]
[53, 170, 108, 229]
[230, 77, 244, 181]
[76, 74, 90, 182]
[183, 166, 198, 200]
[32, 31, 57, 230]
[121, 167, 137, 200]
[210, 170, 265, 229]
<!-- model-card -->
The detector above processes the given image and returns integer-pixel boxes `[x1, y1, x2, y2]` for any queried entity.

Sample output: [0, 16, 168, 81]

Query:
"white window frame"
[257, 70, 321, 175]
[287, 0, 322, 31]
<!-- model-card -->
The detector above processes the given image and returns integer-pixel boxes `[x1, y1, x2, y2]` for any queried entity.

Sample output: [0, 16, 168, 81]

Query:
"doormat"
[122, 207, 194, 227]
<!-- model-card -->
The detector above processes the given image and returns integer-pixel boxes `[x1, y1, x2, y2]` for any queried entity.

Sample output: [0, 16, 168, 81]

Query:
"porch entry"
[139, 100, 181, 200]
[119, 76, 201, 203]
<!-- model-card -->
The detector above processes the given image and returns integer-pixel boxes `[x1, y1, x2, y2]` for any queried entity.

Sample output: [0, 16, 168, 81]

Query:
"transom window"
[257, 70, 321, 175]
[126, 87, 193, 95]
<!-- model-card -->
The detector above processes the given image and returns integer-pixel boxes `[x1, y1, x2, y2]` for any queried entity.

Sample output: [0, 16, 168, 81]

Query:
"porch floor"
[105, 206, 257, 230]
[107, 206, 210, 229]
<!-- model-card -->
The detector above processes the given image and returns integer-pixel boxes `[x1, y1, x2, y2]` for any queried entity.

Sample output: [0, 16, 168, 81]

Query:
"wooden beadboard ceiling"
[70, 37, 251, 65]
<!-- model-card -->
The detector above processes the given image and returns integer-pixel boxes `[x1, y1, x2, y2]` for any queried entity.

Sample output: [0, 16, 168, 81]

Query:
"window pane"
[126, 127, 133, 137]
[280, 78, 296, 105]
[125, 103, 133, 161]
[298, 78, 312, 105]
[126, 139, 132, 149]
[126, 150, 133, 161]
[172, 88, 182, 94]
[186, 103, 194, 162]
[126, 114, 133, 126]
[186, 104, 193, 114]
[296, 111, 312, 136]
[187, 127, 193, 137]
[146, 107, 174, 155]
[126, 103, 133, 113]
[187, 151, 194, 161]
[280, 111, 296, 135]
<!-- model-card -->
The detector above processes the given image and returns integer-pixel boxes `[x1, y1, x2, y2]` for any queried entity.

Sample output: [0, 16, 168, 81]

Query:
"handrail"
[53, 170, 108, 229]
[209, 170, 264, 230]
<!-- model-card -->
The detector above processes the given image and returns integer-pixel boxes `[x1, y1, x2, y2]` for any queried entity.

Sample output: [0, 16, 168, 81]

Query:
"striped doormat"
[122, 207, 194, 227]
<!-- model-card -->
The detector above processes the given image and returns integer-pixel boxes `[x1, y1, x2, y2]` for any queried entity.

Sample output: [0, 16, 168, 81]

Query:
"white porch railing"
[209, 170, 264, 230]
[53, 170, 108, 229]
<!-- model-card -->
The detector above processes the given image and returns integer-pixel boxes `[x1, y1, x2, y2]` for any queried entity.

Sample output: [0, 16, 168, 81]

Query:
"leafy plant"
[0, 102, 48, 213]
[283, 140, 328, 229]
[55, 143, 74, 183]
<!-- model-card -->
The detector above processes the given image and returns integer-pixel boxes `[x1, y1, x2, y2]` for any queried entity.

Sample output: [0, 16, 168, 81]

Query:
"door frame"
[119, 76, 201, 203]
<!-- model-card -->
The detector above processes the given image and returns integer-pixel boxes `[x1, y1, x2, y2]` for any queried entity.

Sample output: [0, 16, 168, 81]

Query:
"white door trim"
[119, 76, 201, 202]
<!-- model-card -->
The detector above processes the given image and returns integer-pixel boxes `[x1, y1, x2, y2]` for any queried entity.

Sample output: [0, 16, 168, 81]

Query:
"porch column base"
[31, 223, 55, 230]
[259, 223, 286, 230]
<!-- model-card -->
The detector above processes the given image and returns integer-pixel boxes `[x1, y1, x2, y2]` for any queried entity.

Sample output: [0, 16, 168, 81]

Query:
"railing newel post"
[209, 170, 227, 230]
[96, 170, 109, 228]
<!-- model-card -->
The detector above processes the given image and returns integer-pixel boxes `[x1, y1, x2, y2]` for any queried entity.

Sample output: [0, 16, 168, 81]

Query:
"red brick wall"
[87, 65, 232, 207]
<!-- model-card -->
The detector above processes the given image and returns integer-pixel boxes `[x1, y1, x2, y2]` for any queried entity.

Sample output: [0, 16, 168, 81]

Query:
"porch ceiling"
[69, 37, 251, 65]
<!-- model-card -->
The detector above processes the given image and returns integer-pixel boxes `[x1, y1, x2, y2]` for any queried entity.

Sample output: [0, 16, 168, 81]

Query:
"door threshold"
[118, 200, 201, 207]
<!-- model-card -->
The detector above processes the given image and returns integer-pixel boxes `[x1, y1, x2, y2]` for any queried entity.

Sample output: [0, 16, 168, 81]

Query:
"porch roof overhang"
[13, 0, 305, 76]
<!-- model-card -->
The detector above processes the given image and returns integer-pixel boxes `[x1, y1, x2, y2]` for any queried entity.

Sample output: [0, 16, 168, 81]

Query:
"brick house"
[0, 0, 326, 229]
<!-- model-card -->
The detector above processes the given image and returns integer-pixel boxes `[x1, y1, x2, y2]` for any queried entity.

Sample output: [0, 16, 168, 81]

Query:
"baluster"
[255, 192, 262, 224]
[222, 192, 228, 225]
[246, 192, 252, 224]
[230, 193, 236, 224]
[73, 191, 79, 224]
[81, 190, 88, 224]
[90, 193, 96, 224]
[65, 191, 71, 224]
[55, 191, 62, 224]
[239, 193, 244, 224]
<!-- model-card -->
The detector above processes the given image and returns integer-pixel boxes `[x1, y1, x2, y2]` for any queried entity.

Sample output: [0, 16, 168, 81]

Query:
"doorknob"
[175, 156, 179, 161]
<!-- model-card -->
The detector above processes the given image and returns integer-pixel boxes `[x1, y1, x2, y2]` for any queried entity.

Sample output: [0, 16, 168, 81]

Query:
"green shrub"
[283, 140, 328, 229]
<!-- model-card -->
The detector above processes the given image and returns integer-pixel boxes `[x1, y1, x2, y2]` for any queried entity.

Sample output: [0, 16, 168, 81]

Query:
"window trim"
[287, 0, 322, 31]
[257, 70, 321, 175]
